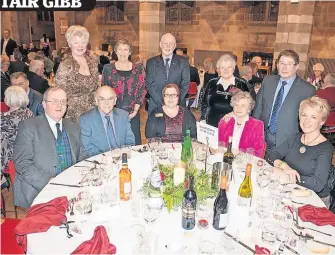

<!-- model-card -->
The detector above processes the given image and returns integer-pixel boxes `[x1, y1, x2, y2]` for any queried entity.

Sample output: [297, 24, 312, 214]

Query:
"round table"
[27, 144, 335, 254]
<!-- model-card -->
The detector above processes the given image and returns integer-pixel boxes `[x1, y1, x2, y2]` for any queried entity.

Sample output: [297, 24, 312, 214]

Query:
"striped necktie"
[269, 81, 287, 134]
[55, 123, 62, 143]
[165, 58, 170, 80]
[105, 115, 118, 149]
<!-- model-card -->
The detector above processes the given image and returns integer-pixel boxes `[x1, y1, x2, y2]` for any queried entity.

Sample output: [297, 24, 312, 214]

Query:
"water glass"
[256, 197, 273, 219]
[268, 173, 280, 190]
[261, 222, 277, 244]
[131, 196, 141, 218]
[198, 240, 215, 255]
[257, 172, 270, 191]
[142, 204, 160, 225]
[276, 227, 289, 244]
[216, 234, 236, 254]
[158, 144, 168, 160]
[75, 191, 93, 214]
[89, 168, 103, 186]
[110, 148, 122, 161]
[169, 150, 180, 164]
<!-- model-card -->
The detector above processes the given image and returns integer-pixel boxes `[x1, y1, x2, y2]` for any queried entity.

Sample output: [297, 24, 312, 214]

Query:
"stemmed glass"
[257, 172, 270, 194]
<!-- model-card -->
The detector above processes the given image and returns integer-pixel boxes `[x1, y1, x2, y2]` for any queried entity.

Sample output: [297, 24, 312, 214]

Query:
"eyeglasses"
[278, 62, 296, 68]
[98, 97, 116, 103]
[164, 94, 178, 98]
[45, 99, 67, 106]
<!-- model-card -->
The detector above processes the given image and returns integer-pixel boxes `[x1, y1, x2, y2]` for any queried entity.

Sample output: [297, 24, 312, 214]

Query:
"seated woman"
[267, 96, 333, 207]
[145, 83, 197, 143]
[1, 86, 33, 172]
[218, 91, 265, 158]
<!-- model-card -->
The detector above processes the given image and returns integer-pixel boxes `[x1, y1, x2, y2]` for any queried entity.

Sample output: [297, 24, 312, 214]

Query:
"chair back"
[188, 82, 197, 95]
[0, 102, 8, 113]
[324, 111, 335, 127]
[261, 143, 267, 159]
[8, 161, 15, 184]
[1, 218, 24, 254]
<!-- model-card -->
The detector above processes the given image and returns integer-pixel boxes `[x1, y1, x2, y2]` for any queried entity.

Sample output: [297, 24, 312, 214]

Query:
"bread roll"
[307, 240, 330, 254]
[292, 189, 312, 197]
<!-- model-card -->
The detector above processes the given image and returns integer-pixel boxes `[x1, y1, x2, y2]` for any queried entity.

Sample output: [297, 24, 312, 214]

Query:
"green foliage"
[140, 163, 216, 213]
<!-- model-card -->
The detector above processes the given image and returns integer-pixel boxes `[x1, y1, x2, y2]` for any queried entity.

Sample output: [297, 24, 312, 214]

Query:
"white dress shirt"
[2, 38, 8, 55]
[45, 114, 63, 139]
[232, 115, 249, 150]
[217, 76, 236, 90]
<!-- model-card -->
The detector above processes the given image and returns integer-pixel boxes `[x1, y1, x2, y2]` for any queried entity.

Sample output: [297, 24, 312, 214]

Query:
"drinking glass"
[110, 148, 122, 161]
[196, 204, 212, 230]
[147, 138, 160, 152]
[256, 197, 273, 219]
[198, 240, 215, 255]
[158, 143, 168, 160]
[169, 150, 180, 164]
[268, 173, 279, 190]
[196, 145, 207, 162]
[131, 196, 141, 219]
[257, 172, 270, 193]
[75, 191, 93, 214]
[121, 145, 132, 159]
[142, 204, 160, 225]
[216, 234, 236, 254]
[218, 141, 227, 154]
[89, 168, 103, 186]
[261, 222, 277, 244]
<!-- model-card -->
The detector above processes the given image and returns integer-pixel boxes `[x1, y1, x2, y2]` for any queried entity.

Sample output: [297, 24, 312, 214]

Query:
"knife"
[224, 231, 255, 253]
[284, 244, 300, 255]
[309, 239, 335, 248]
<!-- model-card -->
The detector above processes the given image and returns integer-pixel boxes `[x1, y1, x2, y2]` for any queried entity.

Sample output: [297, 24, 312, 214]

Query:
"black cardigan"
[145, 106, 197, 140]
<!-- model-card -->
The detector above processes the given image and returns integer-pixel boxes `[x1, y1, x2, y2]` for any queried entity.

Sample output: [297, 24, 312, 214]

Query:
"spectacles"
[98, 97, 115, 103]
[278, 62, 296, 68]
[164, 94, 178, 98]
[45, 99, 67, 106]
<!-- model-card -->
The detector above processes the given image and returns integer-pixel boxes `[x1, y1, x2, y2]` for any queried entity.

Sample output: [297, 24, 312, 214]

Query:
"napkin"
[255, 245, 271, 254]
[15, 196, 69, 252]
[71, 226, 116, 254]
[298, 204, 335, 227]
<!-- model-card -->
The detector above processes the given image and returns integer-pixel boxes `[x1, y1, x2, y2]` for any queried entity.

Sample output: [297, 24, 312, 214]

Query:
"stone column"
[139, 0, 165, 59]
[1, 11, 20, 43]
[53, 11, 76, 49]
[274, 0, 315, 77]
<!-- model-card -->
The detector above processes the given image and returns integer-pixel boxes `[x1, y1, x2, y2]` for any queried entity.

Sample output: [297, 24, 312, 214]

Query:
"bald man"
[27, 60, 50, 94]
[79, 86, 135, 157]
[251, 56, 264, 80]
[146, 33, 190, 114]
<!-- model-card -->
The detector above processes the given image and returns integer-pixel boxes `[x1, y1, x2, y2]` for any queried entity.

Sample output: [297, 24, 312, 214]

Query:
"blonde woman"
[55, 25, 99, 121]
[1, 86, 33, 172]
[267, 96, 333, 206]
[200, 53, 249, 127]
[203, 57, 218, 87]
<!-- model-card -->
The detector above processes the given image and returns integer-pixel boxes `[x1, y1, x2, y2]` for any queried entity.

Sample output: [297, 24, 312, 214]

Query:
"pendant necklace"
[299, 133, 321, 154]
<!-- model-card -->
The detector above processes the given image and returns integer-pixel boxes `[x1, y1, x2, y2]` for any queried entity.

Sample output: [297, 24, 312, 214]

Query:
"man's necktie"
[55, 123, 62, 143]
[165, 58, 170, 80]
[269, 81, 287, 134]
[105, 115, 118, 149]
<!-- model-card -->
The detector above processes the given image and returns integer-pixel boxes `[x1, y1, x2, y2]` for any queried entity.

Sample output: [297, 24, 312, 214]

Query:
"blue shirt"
[98, 109, 115, 133]
[268, 75, 296, 125]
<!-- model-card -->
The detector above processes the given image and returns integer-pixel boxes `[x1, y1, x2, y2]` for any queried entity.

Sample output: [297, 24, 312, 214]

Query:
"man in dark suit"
[185, 55, 200, 85]
[251, 55, 264, 80]
[146, 33, 190, 114]
[253, 50, 315, 153]
[13, 87, 87, 208]
[10, 72, 44, 116]
[8, 52, 29, 74]
[1, 29, 18, 58]
[80, 86, 135, 157]
[26, 60, 50, 94]
[1, 55, 10, 101]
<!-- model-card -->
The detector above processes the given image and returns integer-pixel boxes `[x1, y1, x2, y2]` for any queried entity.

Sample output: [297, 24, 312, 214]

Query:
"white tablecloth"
[27, 146, 335, 254]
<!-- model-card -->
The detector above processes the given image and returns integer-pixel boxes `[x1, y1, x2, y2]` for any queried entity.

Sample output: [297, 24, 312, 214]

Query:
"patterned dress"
[55, 52, 99, 122]
[161, 107, 184, 143]
[1, 108, 34, 172]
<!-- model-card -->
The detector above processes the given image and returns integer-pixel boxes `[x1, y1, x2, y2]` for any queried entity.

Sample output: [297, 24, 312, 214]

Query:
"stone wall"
[165, 1, 277, 67]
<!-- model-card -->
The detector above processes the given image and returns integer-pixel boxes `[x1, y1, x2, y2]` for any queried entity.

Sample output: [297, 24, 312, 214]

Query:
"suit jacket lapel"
[169, 54, 178, 79]
[62, 119, 78, 163]
[39, 115, 57, 168]
[278, 76, 299, 120]
[266, 76, 280, 123]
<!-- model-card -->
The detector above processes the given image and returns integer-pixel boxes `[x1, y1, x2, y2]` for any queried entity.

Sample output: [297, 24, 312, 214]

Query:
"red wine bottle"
[213, 175, 229, 230]
[182, 176, 197, 230]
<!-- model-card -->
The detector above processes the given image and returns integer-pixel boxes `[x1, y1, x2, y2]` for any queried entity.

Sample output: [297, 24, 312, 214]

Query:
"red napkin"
[298, 204, 335, 227]
[255, 245, 271, 254]
[71, 226, 116, 254]
[15, 196, 69, 252]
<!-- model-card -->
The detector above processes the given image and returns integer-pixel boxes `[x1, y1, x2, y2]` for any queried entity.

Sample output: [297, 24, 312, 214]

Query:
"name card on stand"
[196, 121, 218, 149]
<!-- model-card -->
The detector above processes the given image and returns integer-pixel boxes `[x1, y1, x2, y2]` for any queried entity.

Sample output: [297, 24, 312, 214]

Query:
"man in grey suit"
[146, 33, 190, 114]
[13, 87, 87, 208]
[10, 71, 44, 116]
[80, 86, 135, 157]
[253, 50, 315, 153]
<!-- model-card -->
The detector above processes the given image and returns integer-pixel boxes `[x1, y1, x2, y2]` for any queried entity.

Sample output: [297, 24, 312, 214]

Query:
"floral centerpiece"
[140, 163, 217, 213]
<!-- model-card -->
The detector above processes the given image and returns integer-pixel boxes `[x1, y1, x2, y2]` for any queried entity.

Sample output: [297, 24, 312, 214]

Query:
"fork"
[294, 222, 331, 236]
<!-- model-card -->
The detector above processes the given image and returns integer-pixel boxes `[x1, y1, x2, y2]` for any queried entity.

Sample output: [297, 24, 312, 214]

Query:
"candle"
[173, 167, 185, 186]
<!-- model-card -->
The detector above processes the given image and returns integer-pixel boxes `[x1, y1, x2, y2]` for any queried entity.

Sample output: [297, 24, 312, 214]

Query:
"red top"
[316, 87, 335, 110]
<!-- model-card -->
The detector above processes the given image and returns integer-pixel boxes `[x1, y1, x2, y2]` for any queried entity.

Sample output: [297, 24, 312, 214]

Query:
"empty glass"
[256, 197, 273, 219]
[262, 222, 277, 244]
[257, 172, 270, 192]
[142, 204, 160, 225]
[75, 191, 93, 214]
[216, 234, 236, 254]
[198, 240, 215, 255]
[110, 148, 122, 161]
[157, 144, 168, 160]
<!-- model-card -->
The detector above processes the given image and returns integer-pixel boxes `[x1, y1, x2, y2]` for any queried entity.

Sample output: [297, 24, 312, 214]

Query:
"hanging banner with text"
[196, 121, 218, 149]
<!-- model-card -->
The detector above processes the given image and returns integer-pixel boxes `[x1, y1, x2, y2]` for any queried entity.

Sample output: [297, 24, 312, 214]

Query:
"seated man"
[13, 87, 87, 208]
[10, 72, 44, 116]
[80, 86, 135, 157]
[26, 60, 50, 94]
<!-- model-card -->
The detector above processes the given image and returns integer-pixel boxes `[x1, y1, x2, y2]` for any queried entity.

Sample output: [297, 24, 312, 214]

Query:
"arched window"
[96, 1, 125, 24]
[166, 1, 194, 24]
[249, 1, 279, 22]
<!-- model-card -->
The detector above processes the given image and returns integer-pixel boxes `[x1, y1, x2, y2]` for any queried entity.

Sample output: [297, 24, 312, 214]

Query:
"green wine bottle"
[181, 130, 193, 166]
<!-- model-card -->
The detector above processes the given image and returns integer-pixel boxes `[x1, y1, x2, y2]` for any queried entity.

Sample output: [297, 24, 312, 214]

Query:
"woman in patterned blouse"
[1, 86, 33, 172]
[102, 39, 146, 145]
[55, 25, 99, 122]
[145, 83, 196, 143]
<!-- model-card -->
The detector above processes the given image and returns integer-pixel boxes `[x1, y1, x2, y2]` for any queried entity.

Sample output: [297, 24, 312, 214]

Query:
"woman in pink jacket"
[218, 91, 265, 158]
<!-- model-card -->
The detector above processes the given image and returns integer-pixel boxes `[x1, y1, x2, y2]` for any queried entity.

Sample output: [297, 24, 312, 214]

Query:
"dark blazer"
[27, 71, 50, 94]
[28, 89, 44, 116]
[9, 60, 29, 74]
[253, 75, 315, 147]
[1, 38, 18, 57]
[79, 107, 135, 157]
[1, 71, 10, 102]
[145, 106, 197, 140]
[190, 65, 200, 85]
[146, 54, 190, 113]
[13, 115, 87, 208]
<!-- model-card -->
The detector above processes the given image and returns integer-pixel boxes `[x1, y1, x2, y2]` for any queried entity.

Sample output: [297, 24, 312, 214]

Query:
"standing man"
[251, 55, 263, 80]
[1, 55, 11, 101]
[146, 33, 190, 114]
[1, 29, 18, 58]
[13, 87, 87, 208]
[253, 50, 315, 154]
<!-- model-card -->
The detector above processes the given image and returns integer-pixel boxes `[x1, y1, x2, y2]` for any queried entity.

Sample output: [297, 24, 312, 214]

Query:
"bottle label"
[182, 202, 195, 219]
[124, 182, 131, 194]
[238, 197, 251, 207]
[219, 213, 229, 228]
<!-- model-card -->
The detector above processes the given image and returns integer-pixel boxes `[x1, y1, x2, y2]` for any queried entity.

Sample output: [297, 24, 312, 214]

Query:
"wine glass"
[257, 172, 270, 193]
[256, 197, 273, 219]
[110, 148, 121, 161]
[142, 203, 160, 225]
[198, 240, 215, 255]
[196, 204, 212, 231]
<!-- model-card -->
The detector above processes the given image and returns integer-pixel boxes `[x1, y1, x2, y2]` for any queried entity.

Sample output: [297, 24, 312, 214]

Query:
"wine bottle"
[237, 163, 253, 207]
[181, 129, 193, 166]
[223, 136, 234, 165]
[148, 167, 163, 209]
[119, 153, 132, 201]
[213, 175, 229, 230]
[182, 175, 197, 230]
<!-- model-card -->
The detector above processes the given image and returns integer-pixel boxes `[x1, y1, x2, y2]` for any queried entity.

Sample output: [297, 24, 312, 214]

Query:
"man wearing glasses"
[79, 86, 135, 157]
[253, 50, 315, 154]
[13, 87, 87, 209]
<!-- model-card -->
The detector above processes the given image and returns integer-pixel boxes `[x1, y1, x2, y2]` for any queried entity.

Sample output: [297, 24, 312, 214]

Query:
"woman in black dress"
[200, 53, 249, 127]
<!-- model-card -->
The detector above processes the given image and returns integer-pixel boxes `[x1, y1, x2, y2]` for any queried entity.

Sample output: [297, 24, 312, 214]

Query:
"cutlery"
[292, 201, 304, 205]
[49, 183, 81, 188]
[84, 159, 106, 165]
[70, 199, 75, 216]
[294, 222, 331, 236]
[284, 244, 300, 255]
[291, 229, 335, 248]
[223, 231, 255, 253]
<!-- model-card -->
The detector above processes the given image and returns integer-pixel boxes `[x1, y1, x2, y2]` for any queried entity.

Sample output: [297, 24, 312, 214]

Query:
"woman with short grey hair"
[1, 86, 33, 172]
[200, 53, 249, 127]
